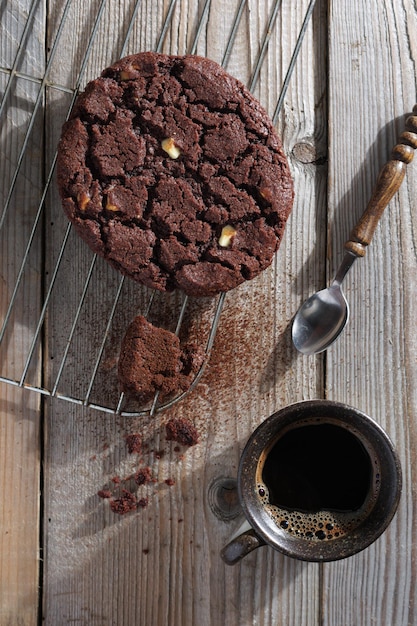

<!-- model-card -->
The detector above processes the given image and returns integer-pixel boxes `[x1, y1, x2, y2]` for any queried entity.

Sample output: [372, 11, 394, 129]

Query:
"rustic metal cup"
[221, 400, 402, 565]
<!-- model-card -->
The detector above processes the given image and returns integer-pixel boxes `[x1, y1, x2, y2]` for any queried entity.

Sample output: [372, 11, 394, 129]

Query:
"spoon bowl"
[292, 283, 349, 354]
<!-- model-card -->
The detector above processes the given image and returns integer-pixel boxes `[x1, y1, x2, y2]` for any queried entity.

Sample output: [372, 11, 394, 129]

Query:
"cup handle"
[221, 521, 266, 565]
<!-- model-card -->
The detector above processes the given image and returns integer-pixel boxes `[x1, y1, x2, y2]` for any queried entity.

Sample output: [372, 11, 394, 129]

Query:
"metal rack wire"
[0, 0, 316, 416]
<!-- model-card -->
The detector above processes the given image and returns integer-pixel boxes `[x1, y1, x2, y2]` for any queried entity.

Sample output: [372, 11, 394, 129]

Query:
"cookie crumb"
[166, 417, 199, 447]
[135, 466, 153, 486]
[125, 433, 142, 454]
[97, 489, 112, 499]
[109, 489, 137, 514]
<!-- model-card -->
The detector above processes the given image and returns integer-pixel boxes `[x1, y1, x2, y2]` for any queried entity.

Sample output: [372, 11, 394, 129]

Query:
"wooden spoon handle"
[345, 105, 417, 257]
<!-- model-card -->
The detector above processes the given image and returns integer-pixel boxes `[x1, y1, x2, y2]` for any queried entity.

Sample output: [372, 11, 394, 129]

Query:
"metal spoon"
[292, 105, 417, 355]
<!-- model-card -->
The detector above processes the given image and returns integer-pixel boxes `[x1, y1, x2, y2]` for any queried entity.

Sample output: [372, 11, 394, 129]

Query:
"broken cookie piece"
[118, 315, 206, 402]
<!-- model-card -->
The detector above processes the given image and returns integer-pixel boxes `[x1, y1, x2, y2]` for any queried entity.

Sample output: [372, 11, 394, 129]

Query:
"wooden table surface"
[1, 0, 417, 624]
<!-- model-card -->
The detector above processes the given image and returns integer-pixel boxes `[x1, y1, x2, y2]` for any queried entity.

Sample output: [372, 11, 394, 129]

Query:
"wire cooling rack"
[0, 0, 316, 416]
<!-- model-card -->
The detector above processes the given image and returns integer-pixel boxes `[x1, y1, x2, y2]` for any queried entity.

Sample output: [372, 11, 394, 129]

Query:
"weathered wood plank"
[324, 0, 417, 624]
[0, 1, 45, 623]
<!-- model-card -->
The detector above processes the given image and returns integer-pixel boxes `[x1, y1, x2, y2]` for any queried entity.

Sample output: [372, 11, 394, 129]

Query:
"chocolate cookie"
[57, 52, 294, 296]
[118, 315, 204, 400]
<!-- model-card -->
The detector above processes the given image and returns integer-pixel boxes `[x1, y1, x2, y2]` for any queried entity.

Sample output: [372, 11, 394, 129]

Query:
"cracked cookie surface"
[57, 52, 294, 296]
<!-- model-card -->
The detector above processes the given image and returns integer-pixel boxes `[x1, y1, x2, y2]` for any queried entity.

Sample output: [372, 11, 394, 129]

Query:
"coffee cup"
[221, 400, 402, 564]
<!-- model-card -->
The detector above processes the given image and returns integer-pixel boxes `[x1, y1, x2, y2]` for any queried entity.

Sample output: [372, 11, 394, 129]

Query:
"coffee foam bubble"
[257, 483, 371, 541]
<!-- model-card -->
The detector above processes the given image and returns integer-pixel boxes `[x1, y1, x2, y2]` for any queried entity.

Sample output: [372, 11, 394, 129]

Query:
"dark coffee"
[258, 422, 376, 541]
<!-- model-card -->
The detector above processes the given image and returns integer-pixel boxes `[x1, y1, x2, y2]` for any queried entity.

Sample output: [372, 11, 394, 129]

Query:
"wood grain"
[0, 1, 44, 623]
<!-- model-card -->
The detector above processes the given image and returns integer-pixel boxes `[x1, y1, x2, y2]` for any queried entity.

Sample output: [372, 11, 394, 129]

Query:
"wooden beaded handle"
[345, 104, 417, 257]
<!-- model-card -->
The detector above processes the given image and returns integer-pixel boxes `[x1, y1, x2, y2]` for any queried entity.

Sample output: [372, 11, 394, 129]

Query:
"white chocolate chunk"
[218, 225, 237, 247]
[161, 137, 181, 159]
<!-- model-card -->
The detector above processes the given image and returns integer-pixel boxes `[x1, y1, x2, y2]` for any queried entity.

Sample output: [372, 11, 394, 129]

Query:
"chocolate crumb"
[125, 433, 142, 454]
[109, 489, 137, 514]
[166, 417, 199, 447]
[97, 489, 112, 499]
[135, 466, 153, 486]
